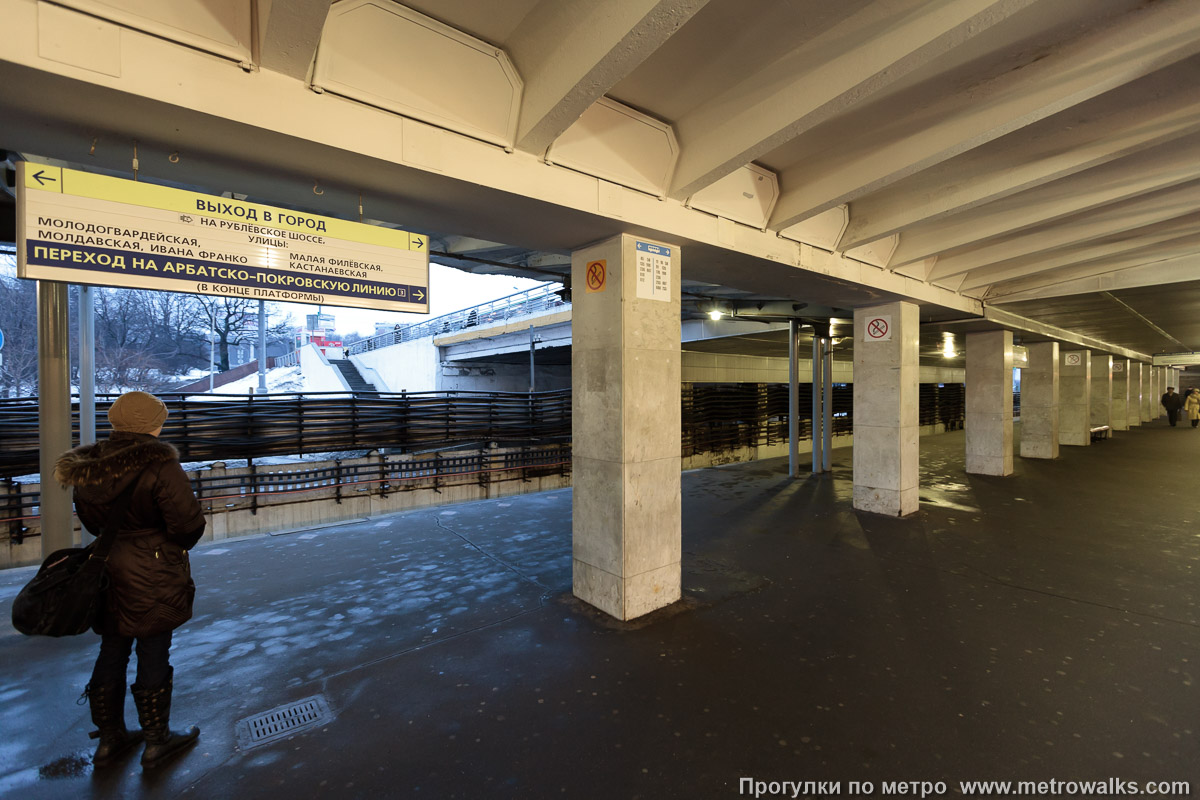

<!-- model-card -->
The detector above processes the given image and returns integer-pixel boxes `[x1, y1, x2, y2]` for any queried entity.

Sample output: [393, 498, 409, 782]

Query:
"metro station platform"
[1, 421, 1197, 799]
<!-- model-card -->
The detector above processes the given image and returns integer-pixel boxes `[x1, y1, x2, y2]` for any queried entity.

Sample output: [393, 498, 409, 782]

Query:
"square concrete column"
[1141, 364, 1153, 422]
[1150, 367, 1159, 418]
[1128, 364, 1143, 427]
[1111, 359, 1130, 431]
[1019, 341, 1058, 459]
[852, 301, 919, 516]
[1090, 354, 1112, 430]
[1158, 367, 1169, 416]
[966, 330, 1014, 475]
[1059, 350, 1091, 446]
[571, 234, 681, 621]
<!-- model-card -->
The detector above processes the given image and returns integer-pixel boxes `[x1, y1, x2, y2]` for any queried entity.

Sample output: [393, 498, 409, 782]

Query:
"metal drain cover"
[236, 695, 333, 749]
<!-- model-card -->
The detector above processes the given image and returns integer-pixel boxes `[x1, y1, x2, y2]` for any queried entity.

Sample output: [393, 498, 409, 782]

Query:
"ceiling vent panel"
[842, 234, 899, 269]
[687, 164, 779, 229]
[53, 0, 252, 63]
[545, 97, 678, 197]
[312, 1, 523, 148]
[778, 206, 848, 251]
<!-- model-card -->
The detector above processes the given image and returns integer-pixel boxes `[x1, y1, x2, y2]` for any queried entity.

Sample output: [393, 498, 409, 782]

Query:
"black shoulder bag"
[11, 478, 137, 637]
[11, 531, 117, 636]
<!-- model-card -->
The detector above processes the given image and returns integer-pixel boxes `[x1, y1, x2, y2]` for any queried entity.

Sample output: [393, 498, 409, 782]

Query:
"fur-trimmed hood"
[55, 433, 180, 502]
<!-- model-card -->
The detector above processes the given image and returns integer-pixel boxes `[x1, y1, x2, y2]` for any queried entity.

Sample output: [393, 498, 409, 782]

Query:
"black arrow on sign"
[32, 170, 57, 186]
[411, 237, 425, 249]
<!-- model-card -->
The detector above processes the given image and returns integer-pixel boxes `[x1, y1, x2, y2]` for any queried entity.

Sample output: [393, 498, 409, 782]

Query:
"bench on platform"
[1090, 425, 1112, 442]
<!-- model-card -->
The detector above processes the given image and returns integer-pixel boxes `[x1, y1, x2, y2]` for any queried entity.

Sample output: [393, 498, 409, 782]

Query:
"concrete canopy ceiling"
[2, 0, 1200, 360]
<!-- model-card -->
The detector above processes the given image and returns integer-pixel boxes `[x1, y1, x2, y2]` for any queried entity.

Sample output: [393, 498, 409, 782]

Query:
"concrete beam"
[0, 0, 979, 318]
[899, 133, 1200, 271]
[926, 180, 1200, 281]
[668, 0, 1036, 200]
[982, 306, 1150, 362]
[959, 221, 1200, 292]
[511, 0, 710, 155]
[258, 0, 332, 80]
[987, 254, 1200, 304]
[973, 236, 1200, 297]
[838, 60, 1200, 249]
[770, 0, 1200, 231]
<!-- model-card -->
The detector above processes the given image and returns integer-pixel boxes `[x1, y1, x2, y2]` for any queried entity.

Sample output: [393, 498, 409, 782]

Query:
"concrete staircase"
[330, 359, 377, 393]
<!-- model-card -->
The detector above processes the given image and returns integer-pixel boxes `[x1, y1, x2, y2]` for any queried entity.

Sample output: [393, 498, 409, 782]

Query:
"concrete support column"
[1059, 350, 1092, 446]
[1150, 367, 1159, 418]
[1019, 341, 1058, 459]
[1090, 354, 1112, 430]
[1128, 364, 1143, 427]
[966, 330, 1014, 475]
[1141, 364, 1153, 422]
[1158, 367, 1169, 415]
[852, 301, 919, 516]
[1111, 359, 1130, 431]
[571, 234, 681, 621]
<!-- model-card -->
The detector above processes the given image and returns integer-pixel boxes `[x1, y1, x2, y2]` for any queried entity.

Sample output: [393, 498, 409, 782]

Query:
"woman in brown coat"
[55, 391, 206, 769]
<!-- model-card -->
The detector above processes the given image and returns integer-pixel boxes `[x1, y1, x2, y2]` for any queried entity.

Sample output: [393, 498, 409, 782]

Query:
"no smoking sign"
[585, 260, 607, 293]
[863, 315, 892, 342]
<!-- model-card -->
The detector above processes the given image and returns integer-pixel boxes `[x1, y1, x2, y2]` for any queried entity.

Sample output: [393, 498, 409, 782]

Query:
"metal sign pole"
[811, 335, 822, 474]
[788, 319, 799, 478]
[822, 337, 832, 473]
[529, 324, 536, 393]
[79, 284, 96, 446]
[37, 280, 74, 555]
[257, 299, 268, 393]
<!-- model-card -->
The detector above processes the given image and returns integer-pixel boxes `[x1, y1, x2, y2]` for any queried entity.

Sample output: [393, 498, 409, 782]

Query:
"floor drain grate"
[236, 695, 332, 749]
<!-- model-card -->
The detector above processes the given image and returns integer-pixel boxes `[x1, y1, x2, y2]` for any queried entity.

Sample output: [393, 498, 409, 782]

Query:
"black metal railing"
[1, 444, 572, 546]
[0, 382, 969, 542]
[0, 390, 572, 478]
[347, 283, 568, 354]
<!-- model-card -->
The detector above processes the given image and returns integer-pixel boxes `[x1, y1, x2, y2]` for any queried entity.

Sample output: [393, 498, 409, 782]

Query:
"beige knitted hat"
[108, 391, 168, 434]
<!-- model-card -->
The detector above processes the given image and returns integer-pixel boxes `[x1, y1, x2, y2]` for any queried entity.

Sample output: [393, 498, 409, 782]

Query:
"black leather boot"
[83, 681, 144, 768]
[131, 669, 199, 769]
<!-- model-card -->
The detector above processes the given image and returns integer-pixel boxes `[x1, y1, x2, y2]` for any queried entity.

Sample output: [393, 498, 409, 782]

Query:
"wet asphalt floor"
[0, 422, 1197, 799]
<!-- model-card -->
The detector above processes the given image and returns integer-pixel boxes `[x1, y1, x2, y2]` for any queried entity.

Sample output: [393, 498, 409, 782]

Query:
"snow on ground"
[184, 364, 319, 399]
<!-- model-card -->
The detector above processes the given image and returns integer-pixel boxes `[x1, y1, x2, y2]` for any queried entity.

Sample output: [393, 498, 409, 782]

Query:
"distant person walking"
[1162, 386, 1183, 426]
[1185, 388, 1200, 429]
[55, 391, 206, 769]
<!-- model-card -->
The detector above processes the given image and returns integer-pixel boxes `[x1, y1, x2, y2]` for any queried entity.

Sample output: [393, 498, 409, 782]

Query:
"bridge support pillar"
[852, 301, 919, 516]
[1059, 350, 1092, 447]
[1019, 341, 1058, 460]
[965, 330, 1014, 476]
[570, 234, 681, 621]
[1111, 359, 1130, 431]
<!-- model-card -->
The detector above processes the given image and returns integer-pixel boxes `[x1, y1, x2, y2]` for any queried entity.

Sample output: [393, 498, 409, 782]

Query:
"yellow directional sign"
[16, 161, 430, 314]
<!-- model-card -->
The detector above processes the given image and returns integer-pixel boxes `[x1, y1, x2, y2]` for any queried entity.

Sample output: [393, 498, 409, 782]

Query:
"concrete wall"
[354, 337, 440, 392]
[299, 343, 351, 393]
[438, 363, 571, 392]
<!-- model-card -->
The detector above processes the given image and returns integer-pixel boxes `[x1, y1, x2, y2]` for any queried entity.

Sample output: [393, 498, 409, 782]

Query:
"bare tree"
[1, 253, 295, 394]
[192, 294, 292, 372]
[0, 255, 38, 397]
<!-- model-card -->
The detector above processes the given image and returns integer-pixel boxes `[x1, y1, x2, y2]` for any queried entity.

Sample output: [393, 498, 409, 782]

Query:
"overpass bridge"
[341, 281, 809, 393]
